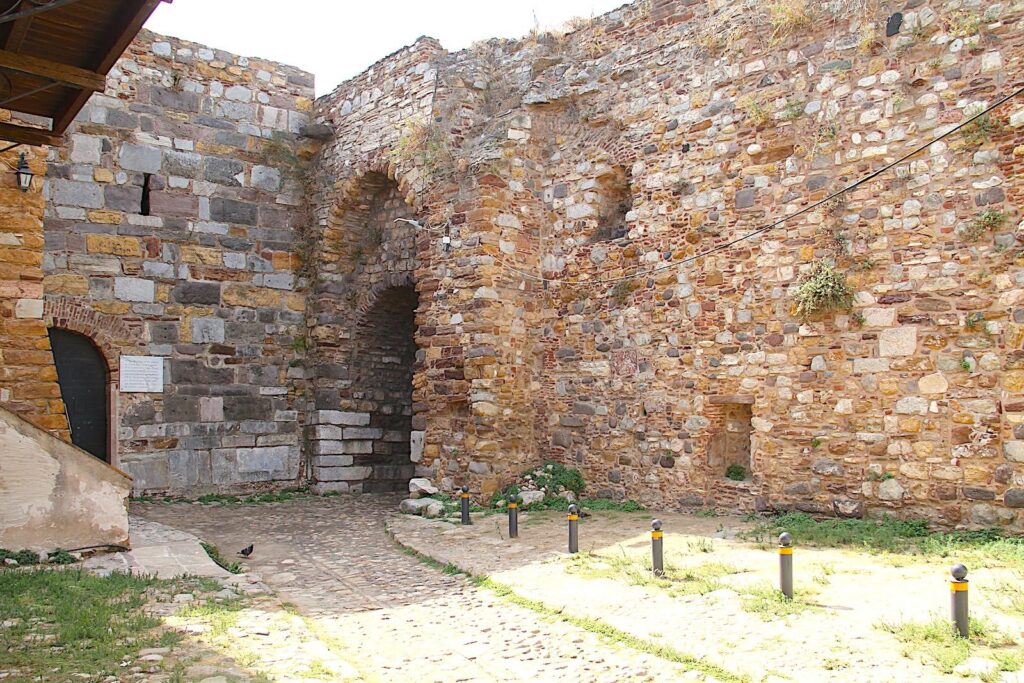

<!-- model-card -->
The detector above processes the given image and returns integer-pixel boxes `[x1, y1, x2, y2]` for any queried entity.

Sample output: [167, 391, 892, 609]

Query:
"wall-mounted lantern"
[14, 152, 33, 193]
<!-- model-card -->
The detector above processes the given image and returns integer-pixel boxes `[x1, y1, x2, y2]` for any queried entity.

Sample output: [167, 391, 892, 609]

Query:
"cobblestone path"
[135, 496, 714, 682]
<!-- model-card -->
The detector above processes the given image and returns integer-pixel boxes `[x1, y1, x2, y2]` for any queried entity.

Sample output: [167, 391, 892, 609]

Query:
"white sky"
[145, 0, 629, 96]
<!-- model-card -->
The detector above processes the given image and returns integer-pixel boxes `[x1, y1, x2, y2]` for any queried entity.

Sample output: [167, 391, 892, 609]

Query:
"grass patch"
[200, 542, 243, 574]
[0, 568, 168, 679]
[745, 512, 1024, 568]
[176, 599, 246, 638]
[877, 616, 1017, 674]
[470, 575, 747, 682]
[738, 582, 817, 620]
[131, 487, 332, 506]
[565, 546, 744, 598]
[579, 498, 645, 512]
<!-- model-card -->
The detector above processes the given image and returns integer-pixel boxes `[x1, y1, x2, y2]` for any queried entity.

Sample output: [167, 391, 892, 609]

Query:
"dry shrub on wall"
[390, 116, 453, 175]
[794, 259, 854, 317]
[766, 0, 815, 44]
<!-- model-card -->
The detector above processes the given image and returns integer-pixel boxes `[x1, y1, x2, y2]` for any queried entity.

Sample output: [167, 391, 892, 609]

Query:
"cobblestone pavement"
[134, 496, 719, 682]
[390, 509, 1024, 683]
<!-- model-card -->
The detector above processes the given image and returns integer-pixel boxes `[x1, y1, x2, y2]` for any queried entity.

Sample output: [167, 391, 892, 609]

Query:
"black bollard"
[460, 485, 471, 525]
[508, 495, 519, 539]
[951, 563, 969, 638]
[651, 519, 664, 577]
[778, 532, 793, 599]
[567, 504, 579, 554]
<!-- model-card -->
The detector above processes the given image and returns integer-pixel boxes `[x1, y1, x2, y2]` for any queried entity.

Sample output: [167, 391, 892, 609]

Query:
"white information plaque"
[119, 356, 165, 393]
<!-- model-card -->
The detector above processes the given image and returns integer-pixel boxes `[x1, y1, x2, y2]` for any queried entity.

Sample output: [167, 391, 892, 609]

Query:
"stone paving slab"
[85, 518, 230, 579]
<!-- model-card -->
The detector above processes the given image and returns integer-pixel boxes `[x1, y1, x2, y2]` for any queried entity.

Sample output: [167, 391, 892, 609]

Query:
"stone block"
[172, 281, 221, 305]
[315, 465, 372, 482]
[877, 478, 905, 501]
[1004, 489, 1024, 508]
[114, 277, 155, 302]
[104, 184, 143, 212]
[317, 455, 354, 467]
[251, 165, 281, 191]
[119, 143, 163, 173]
[204, 157, 244, 186]
[311, 425, 344, 440]
[224, 396, 272, 421]
[163, 150, 202, 178]
[210, 197, 257, 225]
[344, 427, 383, 440]
[410, 430, 425, 462]
[313, 410, 370, 426]
[238, 446, 292, 474]
[192, 317, 225, 343]
[342, 440, 374, 455]
[853, 358, 890, 373]
[312, 440, 344, 455]
[164, 395, 199, 423]
[879, 326, 917, 357]
[52, 179, 103, 208]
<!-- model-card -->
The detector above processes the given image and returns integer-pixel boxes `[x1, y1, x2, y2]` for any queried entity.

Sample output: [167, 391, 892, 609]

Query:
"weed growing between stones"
[199, 542, 243, 574]
[740, 96, 770, 127]
[877, 615, 1018, 675]
[960, 111, 1003, 148]
[793, 259, 853, 317]
[961, 209, 1008, 242]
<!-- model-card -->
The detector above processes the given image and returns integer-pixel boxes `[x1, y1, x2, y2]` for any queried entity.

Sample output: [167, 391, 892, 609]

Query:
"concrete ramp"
[0, 406, 130, 552]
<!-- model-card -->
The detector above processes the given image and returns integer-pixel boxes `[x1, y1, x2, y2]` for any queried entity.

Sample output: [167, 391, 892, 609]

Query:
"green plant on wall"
[960, 111, 1002, 148]
[741, 96, 770, 127]
[794, 259, 854, 317]
[960, 209, 1007, 242]
[725, 464, 747, 481]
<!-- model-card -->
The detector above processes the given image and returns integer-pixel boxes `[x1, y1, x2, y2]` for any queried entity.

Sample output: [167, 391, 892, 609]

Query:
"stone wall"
[42, 30, 315, 493]
[308, 0, 1024, 527]
[4, 0, 1024, 527]
[0, 144, 68, 437]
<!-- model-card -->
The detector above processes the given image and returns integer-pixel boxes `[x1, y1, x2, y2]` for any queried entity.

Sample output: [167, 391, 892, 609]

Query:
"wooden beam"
[0, 120, 61, 146]
[3, 1, 32, 52]
[0, 48, 105, 91]
[52, 0, 164, 134]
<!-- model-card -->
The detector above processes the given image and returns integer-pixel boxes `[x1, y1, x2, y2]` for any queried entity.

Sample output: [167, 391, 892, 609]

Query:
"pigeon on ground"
[238, 544, 253, 558]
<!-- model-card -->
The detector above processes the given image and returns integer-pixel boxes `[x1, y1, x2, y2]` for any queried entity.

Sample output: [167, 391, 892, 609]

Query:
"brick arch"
[43, 299, 143, 378]
[354, 272, 417, 319]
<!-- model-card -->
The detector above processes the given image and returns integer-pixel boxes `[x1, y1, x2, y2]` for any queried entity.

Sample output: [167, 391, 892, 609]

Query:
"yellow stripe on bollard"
[778, 547, 793, 555]
[461, 493, 470, 499]
[950, 582, 969, 592]
[651, 530, 663, 539]
[567, 514, 579, 520]
[508, 503, 518, 508]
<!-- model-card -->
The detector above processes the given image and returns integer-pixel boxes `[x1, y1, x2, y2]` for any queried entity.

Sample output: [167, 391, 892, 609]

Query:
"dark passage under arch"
[350, 285, 419, 491]
[48, 328, 109, 462]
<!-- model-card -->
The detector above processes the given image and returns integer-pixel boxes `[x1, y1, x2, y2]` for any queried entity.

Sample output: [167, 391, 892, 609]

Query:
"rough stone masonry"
[3, 0, 1024, 528]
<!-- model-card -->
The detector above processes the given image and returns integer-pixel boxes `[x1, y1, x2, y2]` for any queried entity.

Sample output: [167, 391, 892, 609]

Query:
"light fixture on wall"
[14, 152, 33, 193]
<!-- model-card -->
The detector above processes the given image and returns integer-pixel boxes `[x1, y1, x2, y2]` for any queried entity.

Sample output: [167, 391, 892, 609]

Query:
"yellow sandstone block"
[87, 210, 124, 225]
[86, 234, 139, 256]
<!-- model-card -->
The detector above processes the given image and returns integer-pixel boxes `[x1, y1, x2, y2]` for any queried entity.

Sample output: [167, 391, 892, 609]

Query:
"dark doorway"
[48, 328, 109, 462]
[350, 285, 419, 492]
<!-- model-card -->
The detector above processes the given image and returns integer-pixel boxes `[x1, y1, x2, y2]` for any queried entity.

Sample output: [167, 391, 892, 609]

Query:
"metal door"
[48, 328, 109, 462]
